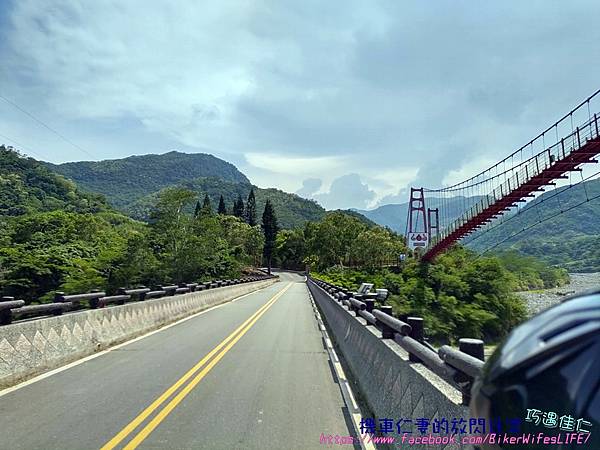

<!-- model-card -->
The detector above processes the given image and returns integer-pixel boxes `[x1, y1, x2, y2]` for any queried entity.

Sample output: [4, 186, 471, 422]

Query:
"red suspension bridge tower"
[406, 188, 428, 253]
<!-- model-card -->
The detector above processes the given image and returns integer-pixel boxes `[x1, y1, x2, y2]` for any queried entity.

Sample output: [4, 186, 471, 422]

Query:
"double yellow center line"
[101, 282, 293, 450]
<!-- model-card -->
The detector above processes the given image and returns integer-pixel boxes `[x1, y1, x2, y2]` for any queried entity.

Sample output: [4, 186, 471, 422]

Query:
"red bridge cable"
[423, 89, 600, 193]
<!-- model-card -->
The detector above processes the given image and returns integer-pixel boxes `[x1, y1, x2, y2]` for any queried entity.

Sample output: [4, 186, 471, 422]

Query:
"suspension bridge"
[406, 89, 600, 261]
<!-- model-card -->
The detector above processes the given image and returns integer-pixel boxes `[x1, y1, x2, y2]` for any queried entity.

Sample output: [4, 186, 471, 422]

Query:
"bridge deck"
[0, 273, 356, 450]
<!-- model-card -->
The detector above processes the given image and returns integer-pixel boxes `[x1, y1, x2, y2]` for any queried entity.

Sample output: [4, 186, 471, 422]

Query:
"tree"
[217, 195, 227, 215]
[0, 210, 137, 301]
[350, 228, 402, 269]
[233, 194, 245, 218]
[245, 189, 257, 226]
[304, 212, 368, 270]
[201, 194, 212, 216]
[274, 229, 306, 270]
[218, 215, 264, 266]
[150, 188, 198, 282]
[261, 199, 279, 275]
[194, 200, 202, 218]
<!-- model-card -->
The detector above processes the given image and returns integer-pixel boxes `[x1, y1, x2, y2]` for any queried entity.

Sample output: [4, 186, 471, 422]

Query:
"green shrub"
[313, 246, 528, 344]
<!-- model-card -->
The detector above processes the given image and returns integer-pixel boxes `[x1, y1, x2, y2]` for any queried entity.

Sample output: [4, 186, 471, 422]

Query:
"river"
[517, 272, 600, 316]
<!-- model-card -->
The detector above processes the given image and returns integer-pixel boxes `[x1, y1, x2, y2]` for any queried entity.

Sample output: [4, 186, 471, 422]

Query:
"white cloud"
[244, 152, 343, 175]
[442, 156, 498, 188]
[313, 173, 376, 210]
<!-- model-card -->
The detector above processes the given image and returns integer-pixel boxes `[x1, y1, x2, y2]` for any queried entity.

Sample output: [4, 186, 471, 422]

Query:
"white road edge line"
[0, 284, 275, 398]
[306, 284, 375, 450]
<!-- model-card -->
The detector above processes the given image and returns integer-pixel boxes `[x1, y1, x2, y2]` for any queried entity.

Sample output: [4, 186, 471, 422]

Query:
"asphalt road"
[0, 273, 355, 449]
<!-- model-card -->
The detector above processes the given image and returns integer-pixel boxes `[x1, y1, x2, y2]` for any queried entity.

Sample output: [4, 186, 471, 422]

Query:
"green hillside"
[46, 151, 250, 209]
[46, 151, 330, 229]
[0, 147, 139, 300]
[0, 148, 266, 301]
[0, 146, 108, 216]
[333, 209, 378, 227]
[126, 177, 326, 229]
[468, 178, 600, 272]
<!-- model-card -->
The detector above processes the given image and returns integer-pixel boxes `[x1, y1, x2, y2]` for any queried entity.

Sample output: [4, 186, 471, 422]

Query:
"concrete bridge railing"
[308, 276, 480, 450]
[0, 275, 278, 388]
[0, 275, 274, 326]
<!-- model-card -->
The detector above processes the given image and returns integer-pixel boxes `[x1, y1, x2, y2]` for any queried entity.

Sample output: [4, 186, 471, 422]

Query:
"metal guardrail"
[0, 274, 277, 326]
[310, 276, 485, 405]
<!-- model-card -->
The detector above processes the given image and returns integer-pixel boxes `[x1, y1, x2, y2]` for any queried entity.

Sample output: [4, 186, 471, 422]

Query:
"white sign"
[408, 232, 429, 251]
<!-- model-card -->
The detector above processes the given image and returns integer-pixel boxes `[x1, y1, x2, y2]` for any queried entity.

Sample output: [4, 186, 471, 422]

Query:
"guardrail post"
[342, 298, 351, 310]
[459, 338, 485, 362]
[407, 317, 424, 362]
[376, 306, 395, 339]
[89, 289, 102, 309]
[458, 338, 485, 405]
[116, 288, 128, 305]
[349, 298, 358, 316]
[364, 299, 374, 313]
[54, 292, 65, 303]
[0, 297, 14, 325]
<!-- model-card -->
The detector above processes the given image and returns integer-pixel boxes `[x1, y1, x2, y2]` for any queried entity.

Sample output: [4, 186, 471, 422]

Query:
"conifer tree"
[245, 189, 257, 226]
[233, 194, 245, 218]
[194, 200, 202, 218]
[261, 199, 279, 275]
[217, 195, 227, 215]
[201, 194, 212, 215]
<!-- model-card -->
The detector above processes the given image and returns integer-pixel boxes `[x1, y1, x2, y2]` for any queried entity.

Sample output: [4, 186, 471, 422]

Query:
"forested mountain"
[0, 146, 108, 215]
[46, 151, 249, 209]
[46, 151, 329, 229]
[1, 147, 140, 300]
[333, 209, 378, 227]
[0, 148, 264, 302]
[353, 203, 408, 231]
[125, 177, 327, 229]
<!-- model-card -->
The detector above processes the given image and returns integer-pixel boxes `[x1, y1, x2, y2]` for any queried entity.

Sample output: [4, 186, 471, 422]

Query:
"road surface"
[0, 273, 356, 449]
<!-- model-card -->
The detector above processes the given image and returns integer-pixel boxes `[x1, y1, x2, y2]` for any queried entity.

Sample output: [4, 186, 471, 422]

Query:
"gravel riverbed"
[517, 272, 600, 317]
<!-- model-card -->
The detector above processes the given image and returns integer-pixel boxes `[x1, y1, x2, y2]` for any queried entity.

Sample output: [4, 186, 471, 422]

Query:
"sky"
[0, 1, 599, 210]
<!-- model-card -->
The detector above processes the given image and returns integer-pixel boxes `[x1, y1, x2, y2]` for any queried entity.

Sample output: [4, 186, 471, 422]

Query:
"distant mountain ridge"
[355, 196, 482, 233]
[127, 177, 327, 229]
[44, 150, 334, 229]
[46, 151, 250, 209]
